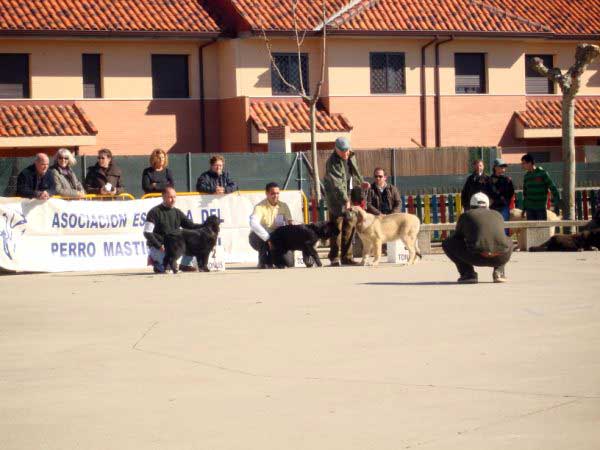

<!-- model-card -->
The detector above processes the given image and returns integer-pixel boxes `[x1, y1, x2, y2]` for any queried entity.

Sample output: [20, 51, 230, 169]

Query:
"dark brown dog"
[529, 229, 600, 252]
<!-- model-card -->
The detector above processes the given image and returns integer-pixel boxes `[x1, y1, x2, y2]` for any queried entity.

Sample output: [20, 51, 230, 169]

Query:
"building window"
[151, 55, 189, 99]
[455, 53, 486, 94]
[528, 151, 551, 163]
[271, 53, 309, 95]
[0, 53, 30, 98]
[525, 55, 554, 95]
[82, 54, 102, 98]
[370, 52, 406, 94]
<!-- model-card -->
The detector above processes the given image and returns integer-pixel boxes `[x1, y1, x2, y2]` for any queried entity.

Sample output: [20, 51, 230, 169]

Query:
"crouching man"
[442, 193, 512, 284]
[144, 187, 202, 273]
[249, 182, 294, 269]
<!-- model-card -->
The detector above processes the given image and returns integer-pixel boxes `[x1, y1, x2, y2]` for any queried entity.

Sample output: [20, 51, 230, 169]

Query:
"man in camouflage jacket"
[323, 137, 368, 265]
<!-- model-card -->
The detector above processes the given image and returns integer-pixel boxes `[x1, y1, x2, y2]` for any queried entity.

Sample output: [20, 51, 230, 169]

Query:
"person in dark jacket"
[461, 159, 489, 211]
[442, 192, 513, 284]
[366, 167, 401, 216]
[487, 158, 514, 222]
[84, 148, 124, 195]
[144, 187, 203, 273]
[142, 148, 174, 194]
[323, 137, 370, 266]
[16, 153, 56, 199]
[196, 155, 237, 194]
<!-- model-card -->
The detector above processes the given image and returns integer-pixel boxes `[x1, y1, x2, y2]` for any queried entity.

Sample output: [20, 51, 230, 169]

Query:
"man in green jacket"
[323, 137, 369, 266]
[521, 153, 561, 220]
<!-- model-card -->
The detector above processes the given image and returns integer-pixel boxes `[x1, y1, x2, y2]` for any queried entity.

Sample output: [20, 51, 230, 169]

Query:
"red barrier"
[310, 198, 318, 223]
[509, 194, 516, 210]
[407, 195, 415, 215]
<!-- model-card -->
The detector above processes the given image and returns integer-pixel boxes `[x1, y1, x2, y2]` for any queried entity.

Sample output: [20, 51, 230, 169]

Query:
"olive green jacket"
[323, 151, 364, 216]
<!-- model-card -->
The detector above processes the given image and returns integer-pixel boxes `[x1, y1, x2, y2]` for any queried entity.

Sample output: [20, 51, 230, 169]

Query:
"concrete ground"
[1, 252, 599, 450]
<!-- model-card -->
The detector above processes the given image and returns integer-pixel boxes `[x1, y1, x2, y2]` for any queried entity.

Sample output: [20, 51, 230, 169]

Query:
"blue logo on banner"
[1, 211, 27, 260]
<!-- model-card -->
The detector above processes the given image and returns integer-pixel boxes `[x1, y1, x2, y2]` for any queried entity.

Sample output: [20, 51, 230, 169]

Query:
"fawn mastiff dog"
[346, 206, 421, 266]
[509, 208, 561, 250]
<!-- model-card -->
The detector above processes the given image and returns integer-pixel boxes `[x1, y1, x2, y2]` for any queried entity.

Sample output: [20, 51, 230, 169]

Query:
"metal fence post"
[391, 148, 396, 186]
[187, 152, 192, 191]
[81, 155, 87, 180]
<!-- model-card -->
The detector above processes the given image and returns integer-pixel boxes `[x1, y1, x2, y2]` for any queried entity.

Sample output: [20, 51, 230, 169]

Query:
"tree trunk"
[309, 102, 321, 203]
[562, 94, 576, 221]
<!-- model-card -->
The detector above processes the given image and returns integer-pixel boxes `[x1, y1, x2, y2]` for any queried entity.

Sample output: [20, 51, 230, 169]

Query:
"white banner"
[0, 191, 305, 272]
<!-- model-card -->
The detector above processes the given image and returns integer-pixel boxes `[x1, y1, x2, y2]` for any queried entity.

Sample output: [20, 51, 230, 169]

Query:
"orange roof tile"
[484, 0, 600, 37]
[0, 103, 97, 137]
[250, 99, 352, 133]
[332, 0, 551, 35]
[0, 0, 220, 34]
[230, 0, 349, 31]
[516, 98, 600, 129]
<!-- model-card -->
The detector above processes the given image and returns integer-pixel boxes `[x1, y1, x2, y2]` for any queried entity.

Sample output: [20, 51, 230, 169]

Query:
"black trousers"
[328, 213, 355, 261]
[525, 208, 547, 221]
[442, 235, 512, 277]
[248, 232, 294, 268]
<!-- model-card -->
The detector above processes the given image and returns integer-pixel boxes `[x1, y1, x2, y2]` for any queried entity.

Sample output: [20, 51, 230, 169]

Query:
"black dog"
[529, 229, 600, 252]
[268, 221, 339, 268]
[163, 215, 221, 273]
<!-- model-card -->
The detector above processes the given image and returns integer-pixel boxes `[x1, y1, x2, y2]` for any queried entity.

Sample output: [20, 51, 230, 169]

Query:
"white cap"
[470, 192, 490, 208]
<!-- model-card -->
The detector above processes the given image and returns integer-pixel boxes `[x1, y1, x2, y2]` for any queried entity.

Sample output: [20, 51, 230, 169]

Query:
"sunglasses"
[58, 156, 69, 160]
[374, 175, 385, 178]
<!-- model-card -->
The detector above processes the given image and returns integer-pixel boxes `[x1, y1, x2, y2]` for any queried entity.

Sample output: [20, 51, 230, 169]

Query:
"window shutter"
[387, 53, 405, 93]
[272, 53, 309, 95]
[455, 53, 486, 94]
[82, 54, 101, 98]
[370, 53, 387, 93]
[525, 55, 554, 94]
[151, 55, 189, 99]
[0, 54, 30, 98]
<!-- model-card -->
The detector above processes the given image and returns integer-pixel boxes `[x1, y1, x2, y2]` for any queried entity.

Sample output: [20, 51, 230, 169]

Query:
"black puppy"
[268, 221, 339, 268]
[529, 229, 600, 252]
[163, 215, 221, 273]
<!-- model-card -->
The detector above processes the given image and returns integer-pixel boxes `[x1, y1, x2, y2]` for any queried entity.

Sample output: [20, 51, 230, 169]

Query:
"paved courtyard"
[1, 252, 599, 450]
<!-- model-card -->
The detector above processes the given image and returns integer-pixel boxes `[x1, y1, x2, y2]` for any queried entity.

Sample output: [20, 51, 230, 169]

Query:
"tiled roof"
[229, 0, 351, 31]
[331, 0, 551, 34]
[0, 103, 97, 137]
[250, 99, 352, 133]
[0, 0, 220, 34]
[516, 99, 600, 129]
[484, 0, 600, 36]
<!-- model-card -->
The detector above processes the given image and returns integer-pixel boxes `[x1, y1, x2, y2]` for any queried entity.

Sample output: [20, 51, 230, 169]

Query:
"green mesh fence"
[2, 153, 598, 198]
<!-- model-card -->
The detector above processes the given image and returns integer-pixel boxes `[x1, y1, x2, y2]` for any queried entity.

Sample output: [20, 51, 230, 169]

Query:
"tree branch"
[566, 43, 600, 96]
[262, 28, 310, 101]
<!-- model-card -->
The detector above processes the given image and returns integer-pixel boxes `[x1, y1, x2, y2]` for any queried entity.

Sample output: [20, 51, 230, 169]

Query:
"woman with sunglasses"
[84, 148, 124, 195]
[50, 148, 86, 199]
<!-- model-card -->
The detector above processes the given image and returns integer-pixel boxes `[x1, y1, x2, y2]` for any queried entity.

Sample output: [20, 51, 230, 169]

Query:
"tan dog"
[509, 208, 561, 250]
[347, 206, 421, 265]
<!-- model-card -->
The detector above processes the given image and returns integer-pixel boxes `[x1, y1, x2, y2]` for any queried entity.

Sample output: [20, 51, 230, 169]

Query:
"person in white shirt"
[249, 182, 294, 269]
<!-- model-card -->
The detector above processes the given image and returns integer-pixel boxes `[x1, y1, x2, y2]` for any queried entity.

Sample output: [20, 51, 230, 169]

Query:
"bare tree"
[529, 44, 600, 221]
[262, 0, 328, 204]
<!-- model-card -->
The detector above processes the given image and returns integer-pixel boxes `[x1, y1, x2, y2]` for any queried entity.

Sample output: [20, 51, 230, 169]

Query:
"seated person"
[196, 155, 237, 194]
[84, 148, 124, 195]
[16, 153, 56, 200]
[442, 193, 513, 284]
[366, 167, 401, 215]
[142, 148, 174, 194]
[50, 148, 85, 199]
[249, 182, 294, 269]
[144, 187, 203, 273]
